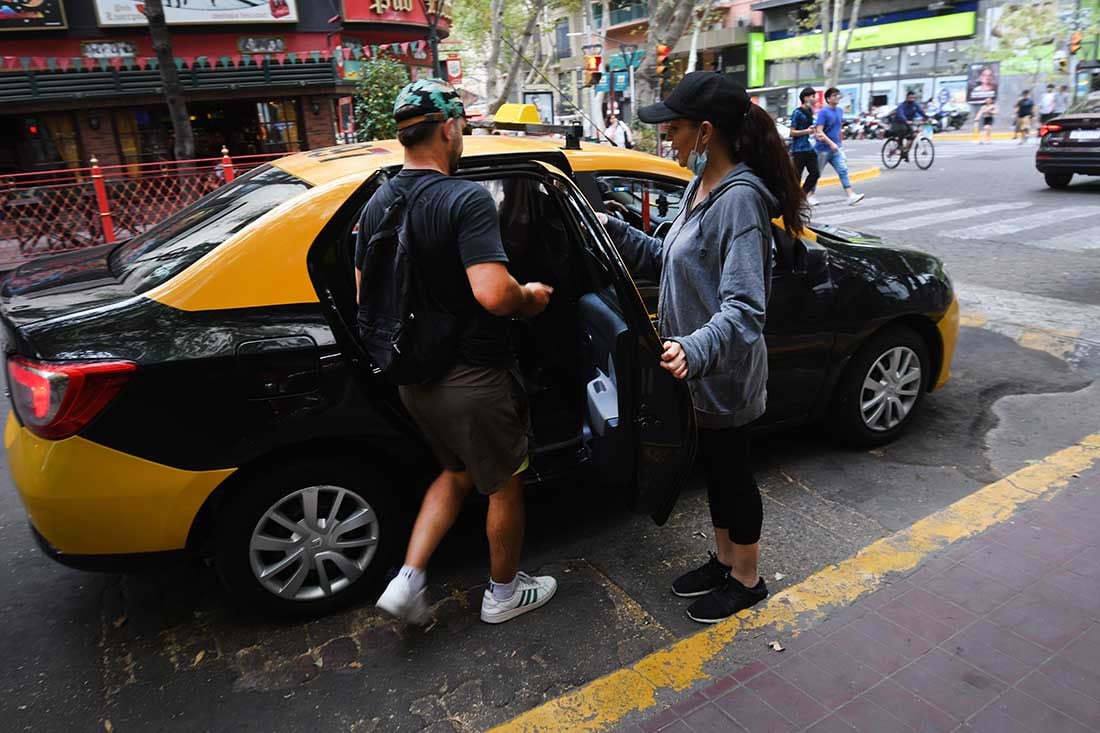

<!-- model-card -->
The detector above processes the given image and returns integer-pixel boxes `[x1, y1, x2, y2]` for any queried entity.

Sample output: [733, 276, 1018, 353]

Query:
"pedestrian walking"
[789, 86, 821, 206]
[360, 79, 558, 626]
[1053, 85, 1071, 117]
[594, 72, 810, 624]
[1039, 84, 1057, 124]
[978, 97, 997, 145]
[605, 114, 635, 149]
[815, 87, 864, 205]
[1014, 90, 1034, 143]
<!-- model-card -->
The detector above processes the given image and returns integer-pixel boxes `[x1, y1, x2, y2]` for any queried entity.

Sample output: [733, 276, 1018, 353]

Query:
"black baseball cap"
[637, 71, 750, 132]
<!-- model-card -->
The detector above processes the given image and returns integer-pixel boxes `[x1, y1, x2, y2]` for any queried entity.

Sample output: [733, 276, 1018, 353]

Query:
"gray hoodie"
[604, 163, 776, 428]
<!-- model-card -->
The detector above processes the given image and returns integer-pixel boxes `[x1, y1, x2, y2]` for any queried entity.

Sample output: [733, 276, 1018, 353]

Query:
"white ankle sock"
[490, 575, 517, 602]
[399, 565, 426, 593]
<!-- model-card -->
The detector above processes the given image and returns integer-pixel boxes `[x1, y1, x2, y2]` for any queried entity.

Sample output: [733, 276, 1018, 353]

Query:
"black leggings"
[697, 425, 763, 545]
[792, 150, 820, 193]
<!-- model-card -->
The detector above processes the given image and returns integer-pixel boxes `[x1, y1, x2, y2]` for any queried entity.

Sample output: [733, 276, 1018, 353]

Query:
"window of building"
[903, 43, 937, 75]
[555, 18, 571, 59]
[863, 47, 900, 79]
[839, 52, 862, 81]
[0, 114, 82, 174]
[558, 71, 579, 115]
[796, 57, 823, 84]
[768, 60, 799, 86]
[114, 108, 171, 166]
[256, 100, 302, 154]
[935, 40, 973, 76]
[593, 0, 646, 28]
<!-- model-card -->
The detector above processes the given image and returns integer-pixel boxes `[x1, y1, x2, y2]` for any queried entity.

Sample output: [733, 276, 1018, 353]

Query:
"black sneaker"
[671, 553, 731, 598]
[686, 576, 769, 624]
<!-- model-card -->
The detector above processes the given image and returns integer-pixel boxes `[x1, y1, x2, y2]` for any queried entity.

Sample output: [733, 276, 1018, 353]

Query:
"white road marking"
[812, 196, 902, 211]
[871, 201, 1033, 231]
[956, 281, 1100, 351]
[815, 198, 959, 226]
[945, 206, 1100, 239]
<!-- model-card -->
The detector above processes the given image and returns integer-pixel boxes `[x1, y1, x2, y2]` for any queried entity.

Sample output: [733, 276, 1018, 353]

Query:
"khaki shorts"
[1016, 116, 1032, 133]
[398, 363, 530, 495]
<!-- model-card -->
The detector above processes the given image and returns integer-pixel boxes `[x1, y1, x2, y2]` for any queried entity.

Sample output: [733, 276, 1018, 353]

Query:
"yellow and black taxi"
[2, 121, 958, 615]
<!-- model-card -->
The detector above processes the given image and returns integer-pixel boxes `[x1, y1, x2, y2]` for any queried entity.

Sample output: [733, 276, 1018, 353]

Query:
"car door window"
[594, 174, 686, 234]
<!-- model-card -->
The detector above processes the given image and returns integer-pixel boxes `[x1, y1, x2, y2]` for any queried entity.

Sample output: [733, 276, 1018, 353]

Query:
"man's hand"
[660, 340, 688, 379]
[595, 212, 609, 226]
[519, 282, 553, 318]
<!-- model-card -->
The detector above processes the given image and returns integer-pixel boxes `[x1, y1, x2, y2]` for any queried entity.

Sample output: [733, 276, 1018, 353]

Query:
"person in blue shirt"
[789, 86, 821, 206]
[815, 87, 864, 205]
[891, 91, 930, 160]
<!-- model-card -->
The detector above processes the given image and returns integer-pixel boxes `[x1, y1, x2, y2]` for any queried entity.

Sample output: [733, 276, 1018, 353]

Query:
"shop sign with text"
[94, 0, 297, 27]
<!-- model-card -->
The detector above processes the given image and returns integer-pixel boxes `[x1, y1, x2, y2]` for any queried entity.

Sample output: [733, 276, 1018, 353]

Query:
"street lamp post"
[423, 0, 443, 78]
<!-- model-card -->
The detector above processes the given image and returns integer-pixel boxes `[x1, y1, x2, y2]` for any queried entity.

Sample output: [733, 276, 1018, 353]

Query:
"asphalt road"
[2, 141, 1098, 733]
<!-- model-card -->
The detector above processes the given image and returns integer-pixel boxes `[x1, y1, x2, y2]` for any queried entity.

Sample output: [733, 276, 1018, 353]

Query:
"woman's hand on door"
[660, 340, 688, 379]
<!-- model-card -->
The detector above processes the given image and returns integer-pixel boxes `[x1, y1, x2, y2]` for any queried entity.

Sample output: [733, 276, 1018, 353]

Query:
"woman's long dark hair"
[725, 104, 810, 238]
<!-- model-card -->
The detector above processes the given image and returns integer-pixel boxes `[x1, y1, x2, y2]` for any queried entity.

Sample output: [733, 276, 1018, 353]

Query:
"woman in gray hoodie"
[597, 72, 809, 623]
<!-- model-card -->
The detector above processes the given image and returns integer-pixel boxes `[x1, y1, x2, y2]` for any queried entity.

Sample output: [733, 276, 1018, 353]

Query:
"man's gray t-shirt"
[355, 170, 513, 368]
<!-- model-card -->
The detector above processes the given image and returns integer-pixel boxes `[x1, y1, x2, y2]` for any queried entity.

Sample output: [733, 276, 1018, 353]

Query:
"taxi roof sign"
[494, 103, 543, 125]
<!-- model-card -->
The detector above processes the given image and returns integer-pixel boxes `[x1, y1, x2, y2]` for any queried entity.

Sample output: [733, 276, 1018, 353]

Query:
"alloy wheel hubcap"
[860, 346, 922, 432]
[249, 485, 379, 601]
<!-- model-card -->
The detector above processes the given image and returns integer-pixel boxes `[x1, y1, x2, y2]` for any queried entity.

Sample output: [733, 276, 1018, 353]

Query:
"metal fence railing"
[0, 150, 286, 271]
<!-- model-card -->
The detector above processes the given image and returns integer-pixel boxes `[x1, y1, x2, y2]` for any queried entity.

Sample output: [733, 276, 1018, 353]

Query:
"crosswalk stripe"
[871, 201, 1032, 231]
[813, 196, 902, 211]
[814, 198, 959, 226]
[945, 206, 1100, 239]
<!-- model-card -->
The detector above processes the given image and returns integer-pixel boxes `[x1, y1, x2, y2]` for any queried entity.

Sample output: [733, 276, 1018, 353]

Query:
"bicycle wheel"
[914, 137, 935, 170]
[881, 138, 903, 169]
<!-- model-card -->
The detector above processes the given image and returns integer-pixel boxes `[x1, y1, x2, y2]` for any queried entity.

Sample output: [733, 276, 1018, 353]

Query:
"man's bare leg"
[486, 474, 524, 584]
[404, 469, 475, 569]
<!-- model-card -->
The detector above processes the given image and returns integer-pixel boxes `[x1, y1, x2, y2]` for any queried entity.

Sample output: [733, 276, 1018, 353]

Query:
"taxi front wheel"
[214, 458, 397, 617]
[831, 324, 929, 448]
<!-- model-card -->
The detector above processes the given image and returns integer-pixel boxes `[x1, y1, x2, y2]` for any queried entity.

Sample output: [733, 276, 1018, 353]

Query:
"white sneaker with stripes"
[480, 571, 557, 624]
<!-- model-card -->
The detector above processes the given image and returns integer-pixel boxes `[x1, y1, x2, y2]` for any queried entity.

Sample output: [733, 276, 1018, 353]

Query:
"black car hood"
[810, 222, 884, 246]
[0, 244, 139, 331]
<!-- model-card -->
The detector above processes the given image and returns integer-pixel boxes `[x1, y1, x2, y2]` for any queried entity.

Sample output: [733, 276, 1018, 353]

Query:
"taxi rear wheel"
[215, 458, 397, 617]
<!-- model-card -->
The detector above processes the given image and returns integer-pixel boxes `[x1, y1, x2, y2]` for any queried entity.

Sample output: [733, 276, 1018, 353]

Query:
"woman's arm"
[597, 211, 667, 282]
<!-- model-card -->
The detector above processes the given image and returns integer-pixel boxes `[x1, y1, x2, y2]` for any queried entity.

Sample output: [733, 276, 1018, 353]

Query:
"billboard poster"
[523, 91, 554, 125]
[967, 62, 1000, 102]
[0, 0, 67, 31]
[95, 0, 297, 27]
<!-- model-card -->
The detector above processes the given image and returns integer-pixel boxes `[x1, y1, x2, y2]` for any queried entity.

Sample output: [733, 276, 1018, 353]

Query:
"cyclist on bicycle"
[890, 92, 930, 161]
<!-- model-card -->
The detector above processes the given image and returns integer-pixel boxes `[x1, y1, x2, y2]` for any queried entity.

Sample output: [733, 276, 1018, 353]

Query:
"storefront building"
[0, 0, 449, 174]
[752, 0, 1100, 118]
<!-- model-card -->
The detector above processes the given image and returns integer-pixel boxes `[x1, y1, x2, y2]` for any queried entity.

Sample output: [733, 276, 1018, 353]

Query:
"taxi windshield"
[1068, 94, 1100, 114]
[108, 165, 310, 293]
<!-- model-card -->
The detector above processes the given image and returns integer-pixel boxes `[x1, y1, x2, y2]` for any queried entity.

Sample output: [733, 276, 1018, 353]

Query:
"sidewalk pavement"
[633, 465, 1100, 733]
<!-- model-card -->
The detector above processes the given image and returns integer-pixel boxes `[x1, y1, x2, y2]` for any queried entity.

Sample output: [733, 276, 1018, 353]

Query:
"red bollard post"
[90, 156, 117, 244]
[221, 146, 235, 183]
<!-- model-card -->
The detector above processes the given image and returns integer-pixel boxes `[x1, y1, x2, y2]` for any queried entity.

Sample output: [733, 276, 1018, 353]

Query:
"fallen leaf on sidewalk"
[193, 650, 205, 666]
[767, 641, 785, 652]
[112, 614, 127, 629]
[774, 573, 786, 581]
[348, 661, 363, 669]
[104, 721, 114, 733]
[693, 531, 707, 539]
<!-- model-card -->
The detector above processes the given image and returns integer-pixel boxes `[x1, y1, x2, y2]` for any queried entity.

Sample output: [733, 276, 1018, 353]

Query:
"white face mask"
[686, 125, 709, 176]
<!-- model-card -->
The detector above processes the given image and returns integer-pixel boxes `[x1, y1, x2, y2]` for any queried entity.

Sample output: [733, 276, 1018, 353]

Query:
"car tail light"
[6, 356, 136, 440]
[1039, 123, 1062, 138]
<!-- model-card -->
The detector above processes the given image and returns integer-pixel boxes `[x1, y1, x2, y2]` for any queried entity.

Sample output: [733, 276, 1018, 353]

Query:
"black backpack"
[356, 174, 457, 385]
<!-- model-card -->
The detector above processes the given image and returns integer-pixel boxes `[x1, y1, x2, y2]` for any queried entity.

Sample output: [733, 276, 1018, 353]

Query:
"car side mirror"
[653, 220, 673, 240]
[794, 238, 828, 277]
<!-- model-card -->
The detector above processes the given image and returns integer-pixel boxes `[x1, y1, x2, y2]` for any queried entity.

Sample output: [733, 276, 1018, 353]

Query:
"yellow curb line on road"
[936, 132, 1017, 141]
[490, 434, 1100, 733]
[817, 165, 881, 188]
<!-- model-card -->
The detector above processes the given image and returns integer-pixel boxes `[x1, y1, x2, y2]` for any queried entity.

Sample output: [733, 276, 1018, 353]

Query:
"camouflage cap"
[393, 78, 466, 131]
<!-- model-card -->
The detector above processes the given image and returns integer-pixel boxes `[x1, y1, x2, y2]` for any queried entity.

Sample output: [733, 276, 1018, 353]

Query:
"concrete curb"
[935, 131, 1017, 141]
[817, 165, 880, 188]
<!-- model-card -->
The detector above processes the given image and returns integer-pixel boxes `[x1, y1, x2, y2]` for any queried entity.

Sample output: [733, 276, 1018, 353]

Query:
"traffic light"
[583, 54, 603, 87]
[1070, 31, 1082, 55]
[655, 44, 671, 78]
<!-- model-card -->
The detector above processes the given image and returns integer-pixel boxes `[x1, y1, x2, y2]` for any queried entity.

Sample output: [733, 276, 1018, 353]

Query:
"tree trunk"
[489, 0, 547, 114]
[486, 0, 505, 103]
[819, 0, 831, 84]
[829, 0, 842, 88]
[637, 0, 699, 110]
[687, 7, 704, 73]
[144, 0, 194, 160]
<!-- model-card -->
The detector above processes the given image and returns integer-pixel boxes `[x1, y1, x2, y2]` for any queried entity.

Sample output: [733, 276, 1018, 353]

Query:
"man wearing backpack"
[356, 79, 557, 626]
[789, 87, 821, 206]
